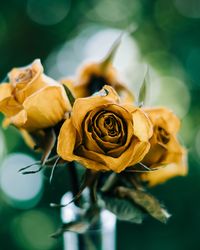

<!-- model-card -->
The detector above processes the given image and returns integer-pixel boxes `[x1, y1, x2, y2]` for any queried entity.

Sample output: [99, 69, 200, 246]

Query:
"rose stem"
[68, 161, 82, 208]
[68, 162, 86, 250]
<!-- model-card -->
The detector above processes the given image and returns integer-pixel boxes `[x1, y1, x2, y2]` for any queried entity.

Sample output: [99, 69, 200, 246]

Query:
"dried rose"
[141, 107, 187, 186]
[57, 85, 152, 173]
[61, 62, 134, 103]
[0, 59, 71, 132]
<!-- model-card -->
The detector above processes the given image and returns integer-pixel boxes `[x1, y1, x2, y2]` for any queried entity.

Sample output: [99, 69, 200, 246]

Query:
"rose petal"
[141, 161, 187, 187]
[0, 83, 22, 117]
[9, 110, 27, 127]
[76, 62, 135, 103]
[144, 107, 180, 134]
[77, 139, 150, 173]
[75, 145, 110, 171]
[142, 143, 167, 166]
[57, 118, 77, 161]
[8, 59, 47, 103]
[132, 108, 153, 141]
[71, 86, 120, 134]
[21, 85, 70, 131]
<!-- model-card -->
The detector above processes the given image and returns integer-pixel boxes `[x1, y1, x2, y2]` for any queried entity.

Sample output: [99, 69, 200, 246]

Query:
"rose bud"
[0, 59, 71, 132]
[57, 85, 153, 173]
[141, 107, 187, 186]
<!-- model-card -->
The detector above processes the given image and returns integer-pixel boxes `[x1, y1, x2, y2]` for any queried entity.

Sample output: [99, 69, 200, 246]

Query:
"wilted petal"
[144, 107, 180, 134]
[132, 108, 153, 141]
[72, 85, 120, 133]
[0, 83, 22, 117]
[57, 118, 77, 161]
[77, 139, 150, 173]
[10, 110, 27, 127]
[8, 59, 46, 103]
[141, 161, 187, 186]
[21, 85, 70, 131]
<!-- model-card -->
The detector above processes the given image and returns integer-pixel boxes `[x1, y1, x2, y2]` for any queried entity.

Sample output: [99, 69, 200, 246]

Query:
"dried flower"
[0, 59, 71, 132]
[141, 107, 187, 186]
[62, 62, 134, 103]
[57, 85, 152, 173]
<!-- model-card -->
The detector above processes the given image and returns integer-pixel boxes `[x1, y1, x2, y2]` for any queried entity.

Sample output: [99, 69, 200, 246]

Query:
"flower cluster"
[0, 51, 187, 234]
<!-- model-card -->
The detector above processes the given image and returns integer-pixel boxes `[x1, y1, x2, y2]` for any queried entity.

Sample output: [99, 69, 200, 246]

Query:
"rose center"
[156, 126, 170, 144]
[15, 69, 36, 84]
[88, 75, 109, 96]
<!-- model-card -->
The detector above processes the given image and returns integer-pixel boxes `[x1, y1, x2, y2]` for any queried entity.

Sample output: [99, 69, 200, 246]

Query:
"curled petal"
[132, 108, 153, 141]
[72, 85, 120, 134]
[0, 83, 22, 117]
[20, 85, 70, 131]
[144, 107, 180, 134]
[0, 83, 12, 101]
[9, 110, 27, 128]
[8, 59, 46, 103]
[77, 140, 150, 173]
[141, 161, 187, 187]
[57, 118, 77, 161]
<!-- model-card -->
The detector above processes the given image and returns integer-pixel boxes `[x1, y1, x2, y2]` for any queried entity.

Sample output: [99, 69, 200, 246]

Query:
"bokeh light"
[46, 25, 141, 91]
[11, 210, 56, 250]
[149, 73, 190, 118]
[27, 0, 71, 25]
[0, 128, 6, 160]
[86, 0, 141, 25]
[0, 153, 43, 209]
[0, 0, 199, 249]
[174, 0, 200, 19]
[186, 48, 200, 87]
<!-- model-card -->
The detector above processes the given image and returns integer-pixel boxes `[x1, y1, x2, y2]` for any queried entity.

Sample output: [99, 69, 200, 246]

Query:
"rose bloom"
[61, 62, 134, 103]
[0, 59, 71, 132]
[57, 85, 153, 173]
[141, 107, 187, 186]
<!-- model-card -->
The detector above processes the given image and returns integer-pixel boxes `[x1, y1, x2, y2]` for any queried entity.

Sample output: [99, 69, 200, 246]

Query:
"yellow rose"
[61, 62, 134, 103]
[141, 107, 187, 186]
[57, 85, 152, 173]
[0, 59, 71, 132]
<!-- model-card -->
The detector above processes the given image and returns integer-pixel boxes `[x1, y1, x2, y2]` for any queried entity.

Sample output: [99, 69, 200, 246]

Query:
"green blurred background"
[0, 0, 200, 249]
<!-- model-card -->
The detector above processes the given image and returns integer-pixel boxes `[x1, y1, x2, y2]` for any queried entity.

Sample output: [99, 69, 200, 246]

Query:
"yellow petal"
[141, 161, 187, 187]
[132, 108, 153, 141]
[144, 107, 180, 134]
[10, 110, 27, 128]
[0, 83, 12, 101]
[77, 139, 150, 173]
[0, 83, 22, 117]
[57, 120, 108, 171]
[57, 118, 77, 161]
[8, 59, 46, 103]
[141, 144, 187, 186]
[21, 85, 70, 131]
[72, 85, 120, 134]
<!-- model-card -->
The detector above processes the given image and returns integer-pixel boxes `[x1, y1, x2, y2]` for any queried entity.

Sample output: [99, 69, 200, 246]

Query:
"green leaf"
[63, 84, 75, 107]
[138, 67, 150, 107]
[101, 173, 118, 192]
[51, 205, 100, 238]
[100, 35, 122, 70]
[51, 221, 90, 238]
[102, 195, 144, 224]
[116, 187, 170, 223]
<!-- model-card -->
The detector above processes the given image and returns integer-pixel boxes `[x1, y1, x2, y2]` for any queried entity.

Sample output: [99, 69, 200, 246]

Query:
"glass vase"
[61, 192, 117, 250]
